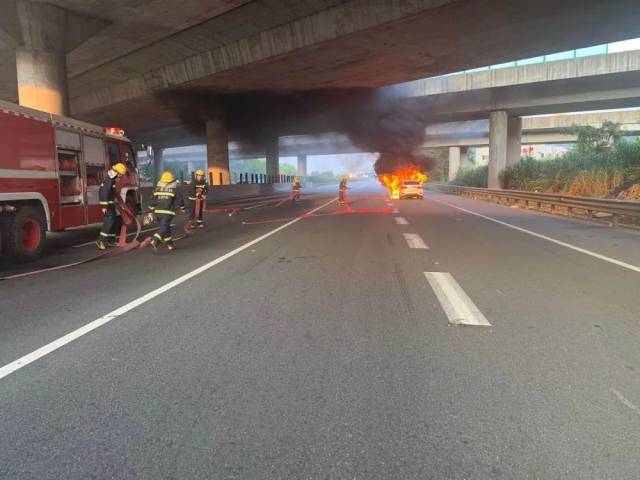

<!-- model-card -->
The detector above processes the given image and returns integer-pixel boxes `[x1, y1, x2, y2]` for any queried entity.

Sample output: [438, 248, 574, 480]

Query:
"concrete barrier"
[139, 183, 290, 207]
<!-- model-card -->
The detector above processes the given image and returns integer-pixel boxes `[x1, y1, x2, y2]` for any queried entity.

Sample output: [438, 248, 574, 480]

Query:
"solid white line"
[428, 196, 640, 274]
[395, 217, 409, 225]
[403, 233, 428, 249]
[424, 272, 491, 326]
[0, 196, 338, 381]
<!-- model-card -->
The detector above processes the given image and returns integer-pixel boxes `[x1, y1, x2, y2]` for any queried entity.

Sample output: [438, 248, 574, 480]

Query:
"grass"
[452, 133, 640, 198]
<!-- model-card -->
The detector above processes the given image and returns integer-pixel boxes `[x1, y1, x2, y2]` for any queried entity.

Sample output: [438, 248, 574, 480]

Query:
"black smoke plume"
[156, 88, 434, 174]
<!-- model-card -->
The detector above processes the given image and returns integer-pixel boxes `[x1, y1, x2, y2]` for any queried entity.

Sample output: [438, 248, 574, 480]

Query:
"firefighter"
[187, 169, 208, 229]
[96, 162, 128, 250]
[338, 175, 348, 206]
[291, 176, 301, 202]
[149, 170, 185, 251]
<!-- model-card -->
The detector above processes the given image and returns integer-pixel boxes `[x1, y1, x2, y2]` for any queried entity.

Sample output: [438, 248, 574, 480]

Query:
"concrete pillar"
[448, 147, 461, 181]
[265, 138, 279, 180]
[507, 116, 523, 168]
[153, 147, 164, 184]
[16, 1, 69, 115]
[206, 117, 230, 186]
[460, 147, 472, 170]
[488, 111, 508, 189]
[297, 154, 307, 177]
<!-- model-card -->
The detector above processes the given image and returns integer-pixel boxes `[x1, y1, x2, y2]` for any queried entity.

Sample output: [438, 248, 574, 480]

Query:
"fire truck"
[0, 99, 141, 263]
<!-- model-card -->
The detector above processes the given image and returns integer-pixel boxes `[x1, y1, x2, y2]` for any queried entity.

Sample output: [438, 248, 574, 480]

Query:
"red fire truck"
[0, 99, 141, 263]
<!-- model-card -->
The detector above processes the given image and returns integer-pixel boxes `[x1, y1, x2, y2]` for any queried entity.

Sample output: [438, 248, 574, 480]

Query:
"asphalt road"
[1, 180, 639, 479]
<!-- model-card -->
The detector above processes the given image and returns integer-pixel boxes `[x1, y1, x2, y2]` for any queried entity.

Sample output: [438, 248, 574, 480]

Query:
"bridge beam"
[489, 112, 522, 188]
[297, 154, 307, 177]
[206, 116, 230, 186]
[153, 147, 164, 184]
[16, 0, 69, 115]
[265, 138, 279, 181]
[507, 116, 523, 168]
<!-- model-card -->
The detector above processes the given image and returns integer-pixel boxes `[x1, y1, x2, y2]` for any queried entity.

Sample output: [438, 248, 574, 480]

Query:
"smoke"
[156, 87, 434, 174]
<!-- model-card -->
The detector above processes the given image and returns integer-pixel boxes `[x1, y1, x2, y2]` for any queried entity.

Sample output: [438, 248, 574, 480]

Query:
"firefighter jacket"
[99, 171, 118, 207]
[149, 181, 185, 216]
[188, 180, 208, 201]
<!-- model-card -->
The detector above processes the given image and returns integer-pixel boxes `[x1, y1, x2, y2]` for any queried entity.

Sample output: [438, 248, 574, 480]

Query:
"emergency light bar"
[105, 127, 125, 136]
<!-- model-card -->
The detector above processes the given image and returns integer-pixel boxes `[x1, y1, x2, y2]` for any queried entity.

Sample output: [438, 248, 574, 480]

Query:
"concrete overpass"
[152, 110, 640, 181]
[3, 1, 640, 187]
[141, 49, 640, 188]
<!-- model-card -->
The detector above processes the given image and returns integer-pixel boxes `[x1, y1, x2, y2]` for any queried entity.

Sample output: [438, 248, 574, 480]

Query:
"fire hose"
[0, 200, 148, 281]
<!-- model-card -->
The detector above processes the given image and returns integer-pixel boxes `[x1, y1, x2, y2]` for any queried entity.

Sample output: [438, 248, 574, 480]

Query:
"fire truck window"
[125, 144, 137, 170]
[107, 141, 120, 166]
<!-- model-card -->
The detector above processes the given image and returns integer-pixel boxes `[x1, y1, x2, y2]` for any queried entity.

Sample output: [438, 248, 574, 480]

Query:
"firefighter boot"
[166, 240, 174, 251]
[150, 235, 160, 252]
[96, 239, 107, 250]
[196, 220, 204, 228]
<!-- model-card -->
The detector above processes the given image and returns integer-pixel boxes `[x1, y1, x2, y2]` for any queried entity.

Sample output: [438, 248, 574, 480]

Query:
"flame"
[379, 166, 428, 199]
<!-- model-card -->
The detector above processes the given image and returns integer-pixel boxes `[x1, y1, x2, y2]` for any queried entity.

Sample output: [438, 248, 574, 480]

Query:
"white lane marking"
[395, 217, 409, 225]
[0, 197, 338, 381]
[610, 388, 640, 416]
[424, 272, 492, 326]
[403, 233, 428, 249]
[428, 196, 640, 274]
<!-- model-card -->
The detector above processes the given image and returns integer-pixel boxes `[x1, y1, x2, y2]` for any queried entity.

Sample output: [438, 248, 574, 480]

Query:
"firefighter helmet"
[159, 171, 175, 183]
[112, 163, 128, 175]
[195, 169, 205, 177]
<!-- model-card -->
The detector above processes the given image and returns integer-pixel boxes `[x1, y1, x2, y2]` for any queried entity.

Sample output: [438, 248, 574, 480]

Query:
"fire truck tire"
[1, 206, 46, 263]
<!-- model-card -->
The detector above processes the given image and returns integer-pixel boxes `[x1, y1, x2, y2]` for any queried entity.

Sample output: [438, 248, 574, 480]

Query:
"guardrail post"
[612, 215, 619, 228]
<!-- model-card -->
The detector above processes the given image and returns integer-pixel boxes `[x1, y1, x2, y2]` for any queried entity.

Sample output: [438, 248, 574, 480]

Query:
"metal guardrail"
[426, 183, 640, 228]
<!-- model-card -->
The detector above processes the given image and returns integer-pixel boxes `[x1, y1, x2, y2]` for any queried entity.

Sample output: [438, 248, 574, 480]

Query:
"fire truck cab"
[0, 99, 141, 263]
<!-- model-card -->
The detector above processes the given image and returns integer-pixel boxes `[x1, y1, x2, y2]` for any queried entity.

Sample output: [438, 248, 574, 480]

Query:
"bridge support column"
[297, 154, 307, 177]
[153, 147, 164, 184]
[16, 1, 69, 115]
[507, 116, 522, 168]
[488, 111, 508, 189]
[265, 138, 279, 181]
[448, 147, 462, 181]
[206, 116, 230, 186]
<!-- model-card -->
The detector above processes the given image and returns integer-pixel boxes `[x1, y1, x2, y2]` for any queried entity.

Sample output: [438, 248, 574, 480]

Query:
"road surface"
[1, 181, 639, 479]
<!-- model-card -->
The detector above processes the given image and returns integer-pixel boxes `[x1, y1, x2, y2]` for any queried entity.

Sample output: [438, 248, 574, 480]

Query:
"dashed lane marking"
[395, 217, 409, 225]
[610, 388, 640, 416]
[403, 233, 428, 249]
[428, 196, 640, 274]
[424, 272, 492, 326]
[0, 197, 338, 381]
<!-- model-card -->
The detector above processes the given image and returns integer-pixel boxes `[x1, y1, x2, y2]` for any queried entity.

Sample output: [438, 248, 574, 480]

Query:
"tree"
[565, 121, 623, 154]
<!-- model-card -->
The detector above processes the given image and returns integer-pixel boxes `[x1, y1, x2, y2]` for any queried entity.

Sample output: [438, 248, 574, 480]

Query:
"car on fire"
[399, 180, 424, 199]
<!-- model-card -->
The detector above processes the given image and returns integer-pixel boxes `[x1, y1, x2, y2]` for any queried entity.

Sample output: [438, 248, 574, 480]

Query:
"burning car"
[379, 166, 427, 200]
[399, 180, 424, 199]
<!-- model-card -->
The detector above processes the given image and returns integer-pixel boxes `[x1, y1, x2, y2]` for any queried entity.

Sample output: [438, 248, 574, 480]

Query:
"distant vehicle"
[0, 100, 141, 263]
[399, 180, 424, 200]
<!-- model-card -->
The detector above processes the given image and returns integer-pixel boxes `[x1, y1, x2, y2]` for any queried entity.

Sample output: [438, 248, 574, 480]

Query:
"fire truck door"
[55, 128, 85, 229]
[84, 135, 105, 224]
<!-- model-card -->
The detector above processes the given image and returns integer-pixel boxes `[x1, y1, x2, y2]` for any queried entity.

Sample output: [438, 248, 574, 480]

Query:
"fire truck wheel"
[2, 206, 46, 263]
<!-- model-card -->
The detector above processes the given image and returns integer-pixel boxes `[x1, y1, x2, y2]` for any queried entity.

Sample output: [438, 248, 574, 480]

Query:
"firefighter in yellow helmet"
[96, 162, 128, 250]
[148, 170, 184, 251]
[338, 175, 348, 206]
[291, 175, 301, 202]
[187, 169, 208, 229]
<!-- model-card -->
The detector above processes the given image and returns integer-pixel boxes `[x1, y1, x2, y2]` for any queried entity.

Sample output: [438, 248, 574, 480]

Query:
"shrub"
[453, 165, 488, 188]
